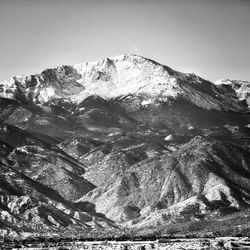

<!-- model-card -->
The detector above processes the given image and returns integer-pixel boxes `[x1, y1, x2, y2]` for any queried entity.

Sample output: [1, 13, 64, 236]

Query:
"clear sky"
[0, 0, 249, 82]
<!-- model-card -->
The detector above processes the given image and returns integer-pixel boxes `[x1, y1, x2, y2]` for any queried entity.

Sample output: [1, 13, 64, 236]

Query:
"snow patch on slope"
[73, 54, 182, 102]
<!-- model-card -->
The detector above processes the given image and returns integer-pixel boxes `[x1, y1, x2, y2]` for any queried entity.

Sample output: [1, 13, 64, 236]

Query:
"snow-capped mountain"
[0, 54, 248, 112]
[0, 55, 250, 240]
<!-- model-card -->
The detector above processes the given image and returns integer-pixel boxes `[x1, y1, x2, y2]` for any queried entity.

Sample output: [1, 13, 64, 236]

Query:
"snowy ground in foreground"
[1, 237, 250, 249]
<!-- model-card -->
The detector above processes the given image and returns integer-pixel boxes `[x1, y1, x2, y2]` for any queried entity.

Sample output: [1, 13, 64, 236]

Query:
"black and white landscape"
[0, 54, 249, 243]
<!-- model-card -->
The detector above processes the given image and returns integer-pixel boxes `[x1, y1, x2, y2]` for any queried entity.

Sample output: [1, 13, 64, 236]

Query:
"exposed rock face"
[0, 54, 249, 239]
[215, 79, 250, 109]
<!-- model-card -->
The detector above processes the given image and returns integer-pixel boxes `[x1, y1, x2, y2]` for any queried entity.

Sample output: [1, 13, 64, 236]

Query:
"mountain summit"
[0, 55, 250, 240]
[0, 54, 248, 112]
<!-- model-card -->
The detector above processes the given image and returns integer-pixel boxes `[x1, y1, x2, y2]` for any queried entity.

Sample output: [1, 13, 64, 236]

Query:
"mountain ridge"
[0, 54, 249, 112]
[0, 54, 250, 240]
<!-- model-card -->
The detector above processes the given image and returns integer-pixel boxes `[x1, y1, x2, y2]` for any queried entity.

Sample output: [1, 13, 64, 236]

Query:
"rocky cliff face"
[0, 54, 250, 239]
[215, 79, 250, 109]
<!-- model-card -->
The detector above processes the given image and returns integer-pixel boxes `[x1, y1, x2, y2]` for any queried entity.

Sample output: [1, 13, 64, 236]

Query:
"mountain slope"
[81, 136, 250, 224]
[0, 54, 249, 239]
[215, 79, 250, 109]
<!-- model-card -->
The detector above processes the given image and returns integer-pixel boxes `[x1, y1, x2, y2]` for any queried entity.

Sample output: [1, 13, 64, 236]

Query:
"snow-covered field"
[3, 237, 250, 249]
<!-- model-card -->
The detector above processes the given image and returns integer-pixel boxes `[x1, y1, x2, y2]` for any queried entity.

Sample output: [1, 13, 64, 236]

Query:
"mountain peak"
[0, 55, 250, 240]
[0, 55, 249, 112]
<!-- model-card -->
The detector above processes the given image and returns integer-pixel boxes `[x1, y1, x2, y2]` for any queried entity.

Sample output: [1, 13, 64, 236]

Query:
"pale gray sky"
[0, 0, 249, 81]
